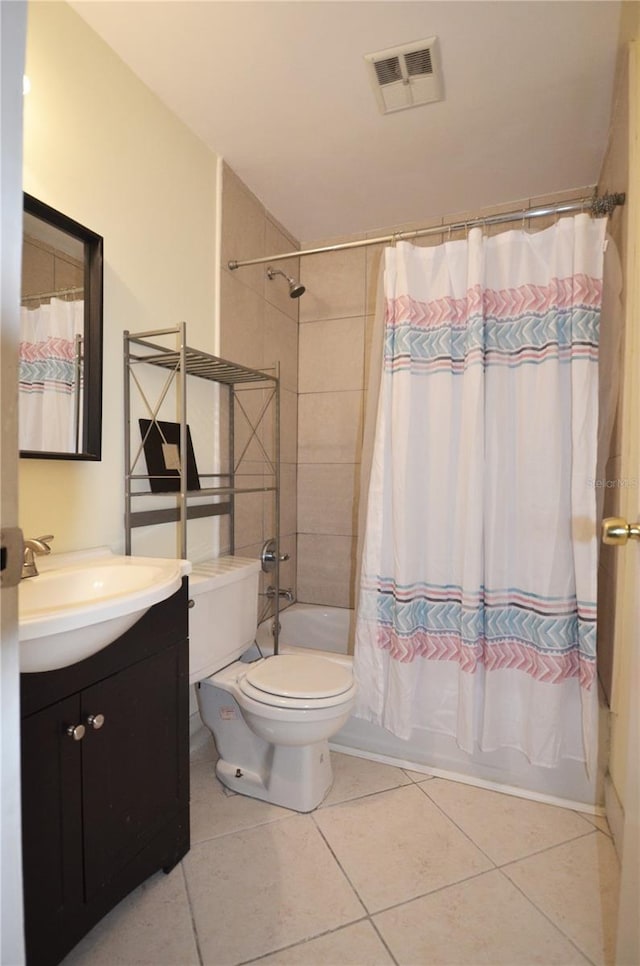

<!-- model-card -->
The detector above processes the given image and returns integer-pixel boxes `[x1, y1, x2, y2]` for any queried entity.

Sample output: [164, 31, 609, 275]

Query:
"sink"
[19, 549, 191, 673]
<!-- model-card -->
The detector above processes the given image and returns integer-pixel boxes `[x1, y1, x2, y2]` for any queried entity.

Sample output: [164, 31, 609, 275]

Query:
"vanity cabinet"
[20, 580, 190, 966]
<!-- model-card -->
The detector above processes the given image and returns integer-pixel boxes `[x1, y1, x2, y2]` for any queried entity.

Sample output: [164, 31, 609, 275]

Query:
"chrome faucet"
[22, 535, 54, 579]
[265, 585, 294, 603]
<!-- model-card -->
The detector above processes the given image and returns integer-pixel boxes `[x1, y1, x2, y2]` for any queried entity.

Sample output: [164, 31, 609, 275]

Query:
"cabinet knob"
[86, 713, 105, 730]
[66, 723, 86, 741]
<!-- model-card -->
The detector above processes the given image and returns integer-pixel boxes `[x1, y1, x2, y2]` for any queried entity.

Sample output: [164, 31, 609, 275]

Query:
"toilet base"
[215, 739, 334, 812]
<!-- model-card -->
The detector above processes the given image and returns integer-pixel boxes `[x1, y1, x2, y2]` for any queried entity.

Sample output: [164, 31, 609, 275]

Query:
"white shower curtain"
[19, 298, 84, 452]
[354, 214, 606, 769]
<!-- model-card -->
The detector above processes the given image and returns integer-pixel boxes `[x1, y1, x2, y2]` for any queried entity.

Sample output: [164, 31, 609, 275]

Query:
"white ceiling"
[71, 1, 621, 243]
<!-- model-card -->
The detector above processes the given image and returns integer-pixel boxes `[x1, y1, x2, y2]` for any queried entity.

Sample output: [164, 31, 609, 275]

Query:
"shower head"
[266, 266, 305, 299]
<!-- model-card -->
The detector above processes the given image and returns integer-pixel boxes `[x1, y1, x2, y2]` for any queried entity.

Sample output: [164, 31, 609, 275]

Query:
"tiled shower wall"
[218, 164, 299, 608]
[296, 186, 598, 617]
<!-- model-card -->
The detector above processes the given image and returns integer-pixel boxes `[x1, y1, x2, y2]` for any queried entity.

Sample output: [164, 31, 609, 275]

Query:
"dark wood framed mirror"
[20, 194, 103, 460]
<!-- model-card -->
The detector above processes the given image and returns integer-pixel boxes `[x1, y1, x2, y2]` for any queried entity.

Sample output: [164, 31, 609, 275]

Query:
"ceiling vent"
[365, 37, 443, 115]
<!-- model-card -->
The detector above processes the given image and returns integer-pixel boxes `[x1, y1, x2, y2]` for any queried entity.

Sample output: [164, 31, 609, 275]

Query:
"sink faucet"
[22, 535, 54, 579]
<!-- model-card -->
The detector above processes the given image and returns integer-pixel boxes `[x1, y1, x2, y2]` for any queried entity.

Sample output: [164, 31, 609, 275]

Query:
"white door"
[608, 37, 640, 966]
[0, 3, 27, 964]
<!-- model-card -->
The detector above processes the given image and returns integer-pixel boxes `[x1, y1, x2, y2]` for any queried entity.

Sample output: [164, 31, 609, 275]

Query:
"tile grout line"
[412, 780, 501, 869]
[180, 861, 205, 966]
[234, 916, 392, 966]
[369, 865, 500, 918]
[496, 828, 600, 871]
[494, 867, 600, 966]
[415, 779, 601, 870]
[310, 810, 369, 918]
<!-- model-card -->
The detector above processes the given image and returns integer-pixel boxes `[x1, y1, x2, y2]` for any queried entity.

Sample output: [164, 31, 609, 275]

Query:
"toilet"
[189, 557, 356, 812]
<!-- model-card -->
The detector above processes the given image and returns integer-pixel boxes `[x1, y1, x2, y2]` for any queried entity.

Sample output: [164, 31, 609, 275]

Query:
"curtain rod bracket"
[591, 192, 625, 217]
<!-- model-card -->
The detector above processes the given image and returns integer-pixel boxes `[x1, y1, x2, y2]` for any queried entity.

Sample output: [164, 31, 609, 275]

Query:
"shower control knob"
[86, 713, 105, 730]
[602, 516, 640, 546]
[260, 538, 290, 572]
[66, 723, 86, 742]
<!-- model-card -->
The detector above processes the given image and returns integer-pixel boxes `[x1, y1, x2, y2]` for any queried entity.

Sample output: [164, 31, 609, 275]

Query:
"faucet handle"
[32, 535, 54, 552]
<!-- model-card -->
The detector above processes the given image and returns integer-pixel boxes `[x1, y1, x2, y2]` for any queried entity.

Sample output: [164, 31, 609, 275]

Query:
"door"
[0, 4, 28, 964]
[607, 36, 640, 966]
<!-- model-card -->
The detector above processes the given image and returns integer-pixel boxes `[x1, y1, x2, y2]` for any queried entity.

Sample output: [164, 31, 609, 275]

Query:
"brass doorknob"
[602, 516, 640, 546]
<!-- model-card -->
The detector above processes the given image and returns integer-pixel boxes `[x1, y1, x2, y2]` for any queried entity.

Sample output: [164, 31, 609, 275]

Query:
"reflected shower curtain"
[354, 215, 606, 769]
[19, 298, 84, 452]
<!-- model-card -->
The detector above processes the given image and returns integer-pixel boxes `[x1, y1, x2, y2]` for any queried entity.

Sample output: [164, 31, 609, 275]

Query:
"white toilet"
[189, 557, 356, 812]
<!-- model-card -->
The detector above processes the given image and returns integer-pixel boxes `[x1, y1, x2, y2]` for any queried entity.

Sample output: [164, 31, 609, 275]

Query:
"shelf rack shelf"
[124, 323, 282, 645]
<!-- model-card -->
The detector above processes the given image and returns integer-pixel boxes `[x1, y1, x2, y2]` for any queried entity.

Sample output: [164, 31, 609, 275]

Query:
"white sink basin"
[19, 549, 191, 673]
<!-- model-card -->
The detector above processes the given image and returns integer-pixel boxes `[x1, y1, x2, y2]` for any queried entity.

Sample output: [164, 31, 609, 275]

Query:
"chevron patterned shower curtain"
[354, 215, 606, 769]
[19, 297, 84, 452]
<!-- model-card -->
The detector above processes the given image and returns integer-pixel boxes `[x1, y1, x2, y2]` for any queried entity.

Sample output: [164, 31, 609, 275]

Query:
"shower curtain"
[19, 297, 84, 452]
[354, 214, 606, 769]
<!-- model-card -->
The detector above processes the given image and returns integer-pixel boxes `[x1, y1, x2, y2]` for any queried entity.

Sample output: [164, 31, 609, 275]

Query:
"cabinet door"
[81, 643, 186, 900]
[21, 694, 84, 947]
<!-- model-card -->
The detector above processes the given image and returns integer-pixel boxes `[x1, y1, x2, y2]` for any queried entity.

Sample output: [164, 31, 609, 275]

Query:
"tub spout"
[265, 585, 294, 603]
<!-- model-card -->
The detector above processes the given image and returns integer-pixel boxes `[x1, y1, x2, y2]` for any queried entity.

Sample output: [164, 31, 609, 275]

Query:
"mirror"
[20, 194, 103, 460]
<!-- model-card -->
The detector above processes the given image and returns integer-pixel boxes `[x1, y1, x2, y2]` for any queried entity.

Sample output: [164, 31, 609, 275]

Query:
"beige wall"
[20, 1, 219, 554]
[297, 186, 593, 611]
[218, 164, 299, 613]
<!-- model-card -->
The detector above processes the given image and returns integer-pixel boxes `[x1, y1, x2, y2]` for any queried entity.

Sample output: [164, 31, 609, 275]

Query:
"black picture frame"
[138, 419, 201, 493]
[21, 193, 104, 461]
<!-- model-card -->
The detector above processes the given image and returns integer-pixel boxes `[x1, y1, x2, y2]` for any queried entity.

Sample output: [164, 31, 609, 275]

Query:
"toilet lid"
[243, 655, 352, 699]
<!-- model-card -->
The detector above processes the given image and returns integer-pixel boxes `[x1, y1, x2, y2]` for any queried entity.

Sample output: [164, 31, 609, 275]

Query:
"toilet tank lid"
[189, 556, 260, 594]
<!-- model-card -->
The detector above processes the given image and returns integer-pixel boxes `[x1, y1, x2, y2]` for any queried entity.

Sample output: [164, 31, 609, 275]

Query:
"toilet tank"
[188, 556, 261, 684]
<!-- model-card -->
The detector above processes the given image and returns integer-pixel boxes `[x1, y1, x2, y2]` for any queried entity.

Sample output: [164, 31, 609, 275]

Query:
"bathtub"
[257, 603, 606, 812]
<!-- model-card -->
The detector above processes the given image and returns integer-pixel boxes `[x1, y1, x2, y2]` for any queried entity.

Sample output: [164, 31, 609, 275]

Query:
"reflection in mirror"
[20, 195, 103, 460]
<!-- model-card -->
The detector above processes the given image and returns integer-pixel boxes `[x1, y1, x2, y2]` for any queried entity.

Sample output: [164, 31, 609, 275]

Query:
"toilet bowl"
[189, 558, 356, 812]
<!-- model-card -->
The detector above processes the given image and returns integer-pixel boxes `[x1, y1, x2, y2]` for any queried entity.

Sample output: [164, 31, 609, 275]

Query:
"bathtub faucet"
[265, 585, 294, 603]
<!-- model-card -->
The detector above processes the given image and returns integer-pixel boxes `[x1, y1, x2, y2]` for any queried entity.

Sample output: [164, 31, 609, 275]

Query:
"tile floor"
[62, 738, 620, 966]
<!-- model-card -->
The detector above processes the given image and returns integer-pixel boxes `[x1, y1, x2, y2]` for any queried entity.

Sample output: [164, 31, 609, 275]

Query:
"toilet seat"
[238, 655, 355, 710]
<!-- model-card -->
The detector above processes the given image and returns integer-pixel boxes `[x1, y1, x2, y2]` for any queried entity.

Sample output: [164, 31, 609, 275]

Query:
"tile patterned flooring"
[62, 738, 620, 966]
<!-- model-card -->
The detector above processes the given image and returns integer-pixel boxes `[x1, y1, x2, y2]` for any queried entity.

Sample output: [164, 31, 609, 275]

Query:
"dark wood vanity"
[20, 580, 190, 966]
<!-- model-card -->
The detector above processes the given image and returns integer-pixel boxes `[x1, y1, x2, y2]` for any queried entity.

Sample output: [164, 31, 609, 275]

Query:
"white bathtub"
[257, 603, 607, 811]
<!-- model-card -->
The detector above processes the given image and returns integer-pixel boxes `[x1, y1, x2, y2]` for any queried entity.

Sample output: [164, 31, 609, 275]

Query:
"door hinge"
[1, 527, 24, 588]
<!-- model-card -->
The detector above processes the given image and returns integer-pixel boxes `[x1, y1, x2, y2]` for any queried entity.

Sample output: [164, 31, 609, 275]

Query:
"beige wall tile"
[299, 317, 364, 393]
[233, 476, 265, 552]
[365, 244, 385, 317]
[298, 391, 362, 464]
[265, 461, 296, 539]
[221, 164, 265, 297]
[298, 463, 357, 536]
[280, 388, 298, 465]
[233, 389, 270, 464]
[299, 247, 366, 323]
[220, 271, 264, 370]
[264, 303, 298, 393]
[297, 533, 357, 607]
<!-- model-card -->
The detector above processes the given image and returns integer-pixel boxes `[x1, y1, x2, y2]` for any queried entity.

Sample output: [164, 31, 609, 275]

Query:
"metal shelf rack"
[124, 322, 282, 646]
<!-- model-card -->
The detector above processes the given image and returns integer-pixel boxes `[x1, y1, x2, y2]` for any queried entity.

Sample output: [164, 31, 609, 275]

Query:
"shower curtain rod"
[22, 285, 84, 302]
[228, 191, 625, 271]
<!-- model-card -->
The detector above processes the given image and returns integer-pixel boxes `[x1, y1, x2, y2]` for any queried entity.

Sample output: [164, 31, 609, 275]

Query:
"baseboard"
[604, 772, 625, 858]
